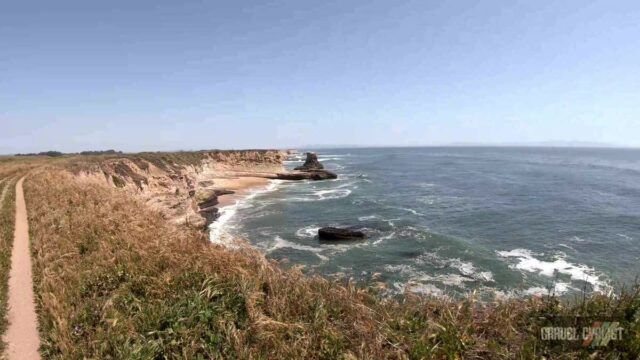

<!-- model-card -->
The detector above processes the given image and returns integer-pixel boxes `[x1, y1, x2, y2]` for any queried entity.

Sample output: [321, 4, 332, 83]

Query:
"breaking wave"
[497, 248, 609, 292]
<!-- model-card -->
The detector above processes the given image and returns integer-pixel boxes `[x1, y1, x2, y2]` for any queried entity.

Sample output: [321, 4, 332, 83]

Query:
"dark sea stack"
[294, 152, 324, 171]
[277, 151, 337, 181]
[318, 227, 366, 240]
[277, 170, 337, 181]
[306, 170, 337, 180]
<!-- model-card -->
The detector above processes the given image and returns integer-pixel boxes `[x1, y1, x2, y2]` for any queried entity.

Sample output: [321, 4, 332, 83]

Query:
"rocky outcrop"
[284, 152, 337, 180]
[294, 152, 324, 171]
[75, 149, 339, 230]
[198, 194, 220, 209]
[74, 150, 286, 229]
[318, 227, 366, 240]
[213, 189, 235, 196]
[199, 207, 220, 226]
[276, 170, 337, 181]
[197, 189, 236, 227]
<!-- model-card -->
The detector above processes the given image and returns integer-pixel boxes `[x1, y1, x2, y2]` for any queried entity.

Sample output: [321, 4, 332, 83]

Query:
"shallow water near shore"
[215, 147, 640, 297]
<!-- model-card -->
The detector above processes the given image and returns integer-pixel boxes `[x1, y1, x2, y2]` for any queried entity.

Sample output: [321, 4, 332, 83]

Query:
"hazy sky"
[2, 0, 639, 153]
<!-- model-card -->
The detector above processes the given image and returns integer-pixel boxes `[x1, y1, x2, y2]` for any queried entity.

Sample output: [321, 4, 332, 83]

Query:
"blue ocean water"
[220, 147, 640, 297]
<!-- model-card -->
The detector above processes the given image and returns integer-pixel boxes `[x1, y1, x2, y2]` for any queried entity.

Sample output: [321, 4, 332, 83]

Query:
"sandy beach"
[212, 176, 271, 207]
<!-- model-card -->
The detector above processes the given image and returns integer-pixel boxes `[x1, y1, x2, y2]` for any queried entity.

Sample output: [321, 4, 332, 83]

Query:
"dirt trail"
[3, 177, 41, 359]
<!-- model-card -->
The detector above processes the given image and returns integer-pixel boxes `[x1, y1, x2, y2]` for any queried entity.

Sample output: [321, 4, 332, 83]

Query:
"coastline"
[8, 150, 639, 358]
[214, 176, 272, 207]
[209, 176, 282, 246]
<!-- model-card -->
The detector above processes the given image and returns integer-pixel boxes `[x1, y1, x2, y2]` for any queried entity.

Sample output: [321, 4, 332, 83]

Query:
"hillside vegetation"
[0, 177, 17, 354]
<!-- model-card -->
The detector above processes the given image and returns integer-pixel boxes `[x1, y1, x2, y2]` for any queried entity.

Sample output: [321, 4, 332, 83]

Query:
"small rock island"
[276, 152, 337, 180]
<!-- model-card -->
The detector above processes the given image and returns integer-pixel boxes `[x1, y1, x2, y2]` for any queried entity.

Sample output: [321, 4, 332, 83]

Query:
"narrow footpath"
[3, 177, 41, 359]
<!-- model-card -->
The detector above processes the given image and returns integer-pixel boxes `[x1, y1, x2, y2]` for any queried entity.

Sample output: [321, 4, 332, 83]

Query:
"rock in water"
[295, 152, 324, 171]
[277, 170, 337, 181]
[318, 227, 366, 240]
[277, 151, 337, 181]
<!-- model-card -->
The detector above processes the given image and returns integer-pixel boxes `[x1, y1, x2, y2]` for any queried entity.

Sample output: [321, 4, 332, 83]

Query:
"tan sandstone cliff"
[73, 150, 289, 229]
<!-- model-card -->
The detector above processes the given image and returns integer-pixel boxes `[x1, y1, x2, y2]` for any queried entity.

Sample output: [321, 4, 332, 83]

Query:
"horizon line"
[3, 143, 639, 157]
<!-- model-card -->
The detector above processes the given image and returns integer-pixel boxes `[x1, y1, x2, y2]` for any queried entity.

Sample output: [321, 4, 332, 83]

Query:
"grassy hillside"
[17, 164, 640, 359]
[0, 177, 17, 354]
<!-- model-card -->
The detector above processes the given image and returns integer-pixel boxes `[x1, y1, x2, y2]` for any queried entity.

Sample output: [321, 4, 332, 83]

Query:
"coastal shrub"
[129, 157, 150, 172]
[113, 162, 148, 189]
[111, 175, 126, 188]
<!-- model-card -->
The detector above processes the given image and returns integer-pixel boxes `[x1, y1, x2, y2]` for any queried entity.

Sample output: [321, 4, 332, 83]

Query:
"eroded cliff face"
[73, 150, 288, 229]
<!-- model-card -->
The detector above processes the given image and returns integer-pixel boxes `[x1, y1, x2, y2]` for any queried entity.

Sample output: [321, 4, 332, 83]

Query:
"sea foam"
[209, 180, 282, 247]
[497, 248, 608, 292]
[295, 225, 321, 238]
[269, 236, 328, 261]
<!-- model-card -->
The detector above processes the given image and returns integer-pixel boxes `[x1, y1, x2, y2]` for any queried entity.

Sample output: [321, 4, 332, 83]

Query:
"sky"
[1, 0, 639, 153]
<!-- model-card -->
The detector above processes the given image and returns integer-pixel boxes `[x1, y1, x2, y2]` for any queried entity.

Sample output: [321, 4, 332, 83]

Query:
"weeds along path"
[0, 177, 13, 357]
[3, 177, 41, 359]
[0, 179, 8, 204]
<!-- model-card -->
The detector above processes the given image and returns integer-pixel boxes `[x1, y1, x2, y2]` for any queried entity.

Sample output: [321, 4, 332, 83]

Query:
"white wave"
[246, 180, 282, 200]
[497, 248, 608, 292]
[447, 258, 475, 276]
[314, 188, 352, 200]
[209, 180, 282, 247]
[209, 204, 240, 247]
[286, 188, 352, 202]
[295, 225, 320, 238]
[522, 282, 572, 296]
[417, 273, 474, 287]
[384, 264, 414, 274]
[390, 206, 424, 216]
[358, 215, 379, 221]
[335, 181, 357, 189]
[417, 196, 436, 205]
[269, 236, 327, 260]
[358, 215, 398, 230]
[476, 271, 495, 282]
[386, 256, 494, 292]
[558, 243, 575, 251]
[415, 253, 495, 283]
[570, 236, 589, 243]
[447, 259, 495, 282]
[402, 282, 445, 297]
[373, 232, 396, 245]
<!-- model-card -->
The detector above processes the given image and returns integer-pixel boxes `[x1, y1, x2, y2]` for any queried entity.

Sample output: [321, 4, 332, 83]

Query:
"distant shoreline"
[3, 144, 639, 157]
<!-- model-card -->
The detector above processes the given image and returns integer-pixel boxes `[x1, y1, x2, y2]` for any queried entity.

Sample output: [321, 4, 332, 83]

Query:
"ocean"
[213, 147, 640, 298]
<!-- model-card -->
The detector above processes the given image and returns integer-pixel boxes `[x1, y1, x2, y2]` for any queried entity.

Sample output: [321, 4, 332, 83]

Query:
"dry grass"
[0, 177, 17, 354]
